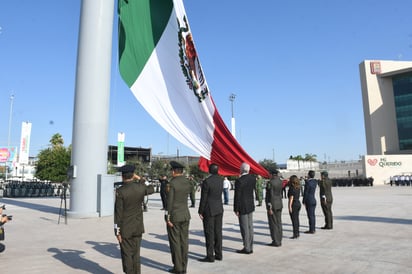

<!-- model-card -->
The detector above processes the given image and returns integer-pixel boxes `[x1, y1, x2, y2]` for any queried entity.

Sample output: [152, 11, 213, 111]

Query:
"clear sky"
[1, 0, 412, 164]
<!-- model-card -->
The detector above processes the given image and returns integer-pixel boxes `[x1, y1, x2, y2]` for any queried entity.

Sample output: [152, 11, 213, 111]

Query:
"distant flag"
[118, 0, 269, 177]
[19, 122, 32, 165]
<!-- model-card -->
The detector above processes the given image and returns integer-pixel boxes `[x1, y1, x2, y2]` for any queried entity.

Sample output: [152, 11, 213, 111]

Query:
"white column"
[69, 0, 115, 218]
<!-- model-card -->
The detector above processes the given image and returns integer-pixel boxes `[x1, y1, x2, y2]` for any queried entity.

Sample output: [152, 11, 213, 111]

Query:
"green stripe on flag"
[118, 0, 174, 87]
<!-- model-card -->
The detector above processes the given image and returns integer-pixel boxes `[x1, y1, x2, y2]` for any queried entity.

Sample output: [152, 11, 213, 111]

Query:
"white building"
[286, 159, 319, 171]
[359, 60, 412, 184]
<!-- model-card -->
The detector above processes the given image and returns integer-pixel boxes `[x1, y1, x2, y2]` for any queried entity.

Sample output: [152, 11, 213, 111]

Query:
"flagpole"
[69, 0, 115, 218]
[6, 94, 14, 181]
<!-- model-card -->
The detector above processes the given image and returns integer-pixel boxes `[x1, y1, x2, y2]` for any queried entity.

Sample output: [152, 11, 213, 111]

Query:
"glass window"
[393, 72, 412, 150]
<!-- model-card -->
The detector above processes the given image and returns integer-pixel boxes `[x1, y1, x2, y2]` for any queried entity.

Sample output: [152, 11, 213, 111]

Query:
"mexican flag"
[118, 0, 269, 177]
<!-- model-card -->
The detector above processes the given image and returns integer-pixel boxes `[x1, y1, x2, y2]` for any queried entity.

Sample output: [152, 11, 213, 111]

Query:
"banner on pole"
[117, 132, 125, 167]
[19, 122, 32, 164]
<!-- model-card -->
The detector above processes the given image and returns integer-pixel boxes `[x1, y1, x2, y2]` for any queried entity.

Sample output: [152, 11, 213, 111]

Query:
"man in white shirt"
[223, 177, 230, 205]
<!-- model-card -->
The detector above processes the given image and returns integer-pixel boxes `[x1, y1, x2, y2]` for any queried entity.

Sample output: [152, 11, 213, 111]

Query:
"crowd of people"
[1, 181, 66, 198]
[389, 175, 412, 186]
[113, 161, 335, 274]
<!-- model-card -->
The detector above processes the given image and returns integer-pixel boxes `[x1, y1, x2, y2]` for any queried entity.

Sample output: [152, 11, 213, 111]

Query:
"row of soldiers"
[332, 177, 374, 187]
[2, 182, 68, 198]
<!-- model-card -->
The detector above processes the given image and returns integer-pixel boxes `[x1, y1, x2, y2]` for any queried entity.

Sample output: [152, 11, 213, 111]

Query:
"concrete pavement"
[0, 185, 411, 273]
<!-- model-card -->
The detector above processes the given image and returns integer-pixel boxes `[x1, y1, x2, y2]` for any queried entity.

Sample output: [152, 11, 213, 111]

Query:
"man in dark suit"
[319, 171, 333, 229]
[265, 170, 283, 247]
[303, 170, 317, 234]
[198, 163, 224, 262]
[233, 162, 256, 254]
[114, 164, 154, 274]
[165, 161, 192, 274]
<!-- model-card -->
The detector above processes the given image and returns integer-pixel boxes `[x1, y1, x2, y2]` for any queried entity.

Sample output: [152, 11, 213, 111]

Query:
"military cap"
[170, 161, 184, 169]
[321, 171, 329, 177]
[118, 164, 135, 175]
[270, 169, 279, 175]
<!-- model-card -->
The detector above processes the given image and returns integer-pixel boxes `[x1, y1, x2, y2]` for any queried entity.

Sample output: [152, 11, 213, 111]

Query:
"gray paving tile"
[1, 185, 411, 273]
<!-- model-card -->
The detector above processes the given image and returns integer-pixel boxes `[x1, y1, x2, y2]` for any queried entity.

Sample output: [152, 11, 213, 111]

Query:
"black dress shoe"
[289, 236, 297, 239]
[168, 268, 185, 274]
[236, 248, 253, 254]
[267, 242, 282, 246]
[198, 257, 214, 262]
[304, 230, 315, 234]
[214, 255, 222, 261]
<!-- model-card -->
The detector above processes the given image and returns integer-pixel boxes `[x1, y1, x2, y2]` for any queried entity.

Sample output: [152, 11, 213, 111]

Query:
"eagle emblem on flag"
[178, 16, 209, 102]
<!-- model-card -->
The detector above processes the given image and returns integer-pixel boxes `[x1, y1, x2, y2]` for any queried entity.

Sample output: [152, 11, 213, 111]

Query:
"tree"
[259, 159, 277, 174]
[50, 133, 64, 148]
[289, 154, 318, 170]
[289, 155, 304, 170]
[120, 158, 171, 180]
[148, 159, 170, 179]
[304, 153, 317, 162]
[290, 154, 317, 162]
[35, 134, 71, 182]
[188, 163, 208, 182]
[107, 161, 118, 175]
[126, 157, 149, 177]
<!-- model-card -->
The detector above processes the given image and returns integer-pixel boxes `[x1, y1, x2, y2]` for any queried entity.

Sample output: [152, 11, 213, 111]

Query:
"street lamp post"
[272, 148, 275, 162]
[229, 93, 236, 138]
[5, 94, 14, 181]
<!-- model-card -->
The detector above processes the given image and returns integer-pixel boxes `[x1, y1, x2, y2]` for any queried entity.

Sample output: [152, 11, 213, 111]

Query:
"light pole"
[6, 94, 14, 181]
[272, 148, 275, 162]
[229, 93, 236, 138]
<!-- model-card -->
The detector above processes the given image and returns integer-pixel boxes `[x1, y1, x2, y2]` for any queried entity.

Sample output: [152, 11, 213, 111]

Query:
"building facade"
[107, 145, 151, 165]
[359, 60, 412, 184]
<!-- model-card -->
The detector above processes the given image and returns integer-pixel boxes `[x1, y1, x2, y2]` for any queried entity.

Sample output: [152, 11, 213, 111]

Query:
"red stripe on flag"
[199, 106, 269, 178]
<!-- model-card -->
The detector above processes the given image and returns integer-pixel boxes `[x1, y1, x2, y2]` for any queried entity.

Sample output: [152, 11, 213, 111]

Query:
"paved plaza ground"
[0, 185, 411, 273]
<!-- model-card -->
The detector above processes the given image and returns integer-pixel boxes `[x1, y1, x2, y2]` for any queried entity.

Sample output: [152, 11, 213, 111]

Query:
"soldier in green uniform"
[114, 165, 154, 274]
[256, 175, 264, 206]
[165, 161, 192, 274]
[189, 175, 197, 208]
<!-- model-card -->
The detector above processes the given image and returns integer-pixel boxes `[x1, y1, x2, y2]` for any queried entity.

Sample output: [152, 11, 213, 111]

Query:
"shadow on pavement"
[48, 247, 112, 274]
[336, 215, 412, 225]
[2, 198, 61, 215]
[85, 241, 120, 259]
